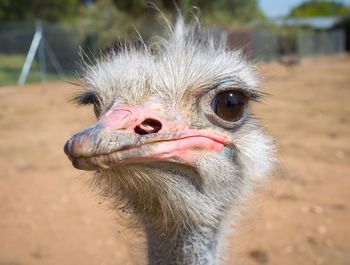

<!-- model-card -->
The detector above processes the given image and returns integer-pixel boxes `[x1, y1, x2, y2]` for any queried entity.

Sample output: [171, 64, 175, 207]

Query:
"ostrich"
[64, 18, 274, 265]
[277, 54, 300, 72]
[277, 53, 300, 67]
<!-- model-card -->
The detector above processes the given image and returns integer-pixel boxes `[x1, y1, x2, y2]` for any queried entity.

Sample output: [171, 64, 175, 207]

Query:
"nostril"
[134, 119, 162, 135]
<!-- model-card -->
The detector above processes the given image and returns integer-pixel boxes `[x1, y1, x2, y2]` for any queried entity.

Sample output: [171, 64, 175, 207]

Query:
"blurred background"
[0, 1, 349, 265]
[0, 0, 349, 85]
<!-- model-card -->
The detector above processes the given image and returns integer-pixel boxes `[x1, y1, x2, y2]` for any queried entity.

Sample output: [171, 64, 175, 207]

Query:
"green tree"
[76, 0, 263, 51]
[0, 0, 80, 21]
[289, 0, 350, 17]
[0, 0, 263, 24]
[77, 0, 144, 51]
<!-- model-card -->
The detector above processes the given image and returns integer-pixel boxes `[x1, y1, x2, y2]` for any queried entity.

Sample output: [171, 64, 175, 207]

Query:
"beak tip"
[63, 140, 70, 156]
[64, 132, 96, 158]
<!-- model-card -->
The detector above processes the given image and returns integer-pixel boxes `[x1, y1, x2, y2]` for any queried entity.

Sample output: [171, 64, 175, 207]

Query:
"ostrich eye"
[211, 91, 246, 122]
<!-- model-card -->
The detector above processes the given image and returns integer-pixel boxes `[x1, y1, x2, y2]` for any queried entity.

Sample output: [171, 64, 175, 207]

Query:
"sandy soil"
[0, 55, 349, 265]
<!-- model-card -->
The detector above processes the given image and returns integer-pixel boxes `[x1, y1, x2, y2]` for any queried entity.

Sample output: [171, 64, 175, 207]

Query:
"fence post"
[17, 20, 44, 85]
[37, 21, 47, 82]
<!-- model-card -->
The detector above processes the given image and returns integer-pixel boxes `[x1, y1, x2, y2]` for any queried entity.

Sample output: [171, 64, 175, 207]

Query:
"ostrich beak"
[64, 102, 230, 171]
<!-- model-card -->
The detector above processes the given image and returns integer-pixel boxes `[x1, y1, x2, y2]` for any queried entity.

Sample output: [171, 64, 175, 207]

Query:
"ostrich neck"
[146, 225, 223, 265]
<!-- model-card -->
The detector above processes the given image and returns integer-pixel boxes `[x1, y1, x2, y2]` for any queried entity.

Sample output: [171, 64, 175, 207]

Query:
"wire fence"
[226, 27, 345, 61]
[0, 20, 347, 86]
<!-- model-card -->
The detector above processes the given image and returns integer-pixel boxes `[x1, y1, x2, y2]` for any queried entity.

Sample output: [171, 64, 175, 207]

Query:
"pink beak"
[64, 101, 230, 171]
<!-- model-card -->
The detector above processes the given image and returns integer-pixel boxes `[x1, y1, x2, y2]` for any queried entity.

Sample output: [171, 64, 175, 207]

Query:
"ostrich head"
[64, 19, 274, 265]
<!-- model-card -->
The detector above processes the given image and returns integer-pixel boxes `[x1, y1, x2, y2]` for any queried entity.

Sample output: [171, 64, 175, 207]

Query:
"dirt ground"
[0, 55, 349, 265]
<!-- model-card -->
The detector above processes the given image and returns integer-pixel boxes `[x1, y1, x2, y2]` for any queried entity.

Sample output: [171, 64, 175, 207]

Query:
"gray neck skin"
[146, 225, 223, 265]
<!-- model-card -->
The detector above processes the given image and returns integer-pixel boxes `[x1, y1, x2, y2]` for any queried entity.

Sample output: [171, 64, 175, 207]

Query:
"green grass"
[0, 54, 63, 86]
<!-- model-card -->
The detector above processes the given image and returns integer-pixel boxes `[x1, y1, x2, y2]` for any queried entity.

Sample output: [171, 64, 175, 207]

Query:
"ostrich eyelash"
[249, 90, 264, 102]
[72, 91, 100, 106]
[204, 77, 264, 103]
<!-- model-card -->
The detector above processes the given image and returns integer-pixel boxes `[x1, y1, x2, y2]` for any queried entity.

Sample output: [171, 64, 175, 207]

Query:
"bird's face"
[65, 97, 228, 169]
[64, 85, 251, 171]
[64, 26, 274, 233]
